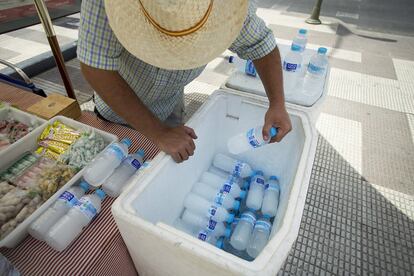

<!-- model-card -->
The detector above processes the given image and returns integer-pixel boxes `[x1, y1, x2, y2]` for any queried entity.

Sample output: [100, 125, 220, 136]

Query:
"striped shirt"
[77, 0, 277, 123]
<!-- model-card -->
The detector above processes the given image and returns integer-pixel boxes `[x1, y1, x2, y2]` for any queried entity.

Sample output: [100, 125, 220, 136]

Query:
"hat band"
[139, 0, 213, 37]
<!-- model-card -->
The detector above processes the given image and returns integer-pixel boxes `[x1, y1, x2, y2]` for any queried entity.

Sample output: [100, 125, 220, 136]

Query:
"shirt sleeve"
[77, 0, 123, 70]
[229, 1, 277, 61]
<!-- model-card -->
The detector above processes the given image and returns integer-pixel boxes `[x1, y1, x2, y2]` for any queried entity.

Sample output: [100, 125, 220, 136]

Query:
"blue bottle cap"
[136, 149, 145, 157]
[262, 214, 272, 219]
[242, 180, 250, 190]
[121, 138, 132, 147]
[269, 175, 278, 181]
[95, 189, 106, 200]
[255, 171, 264, 176]
[227, 213, 235, 223]
[224, 227, 232, 238]
[318, 47, 327, 55]
[216, 237, 224, 248]
[299, 28, 307, 34]
[79, 181, 89, 192]
[291, 44, 301, 51]
[233, 200, 241, 211]
[270, 127, 278, 138]
[229, 56, 235, 63]
[239, 190, 247, 200]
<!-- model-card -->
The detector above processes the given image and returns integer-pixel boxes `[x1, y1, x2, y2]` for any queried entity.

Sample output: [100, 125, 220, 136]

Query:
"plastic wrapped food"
[0, 182, 14, 198]
[0, 188, 34, 227]
[34, 164, 76, 200]
[11, 158, 53, 189]
[0, 153, 39, 182]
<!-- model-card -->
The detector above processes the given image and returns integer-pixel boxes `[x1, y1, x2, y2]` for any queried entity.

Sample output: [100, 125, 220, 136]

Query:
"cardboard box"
[27, 93, 81, 119]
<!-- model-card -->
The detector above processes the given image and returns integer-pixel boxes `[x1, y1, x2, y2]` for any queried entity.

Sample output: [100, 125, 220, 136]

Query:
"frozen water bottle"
[230, 211, 256, 251]
[103, 149, 144, 197]
[261, 175, 280, 218]
[192, 182, 240, 211]
[291, 28, 308, 52]
[174, 218, 219, 245]
[208, 166, 229, 179]
[283, 44, 303, 94]
[184, 193, 234, 223]
[45, 189, 106, 251]
[303, 47, 328, 97]
[246, 217, 272, 258]
[246, 171, 266, 211]
[228, 56, 257, 77]
[200, 172, 246, 199]
[213, 153, 253, 178]
[83, 138, 131, 187]
[181, 210, 231, 239]
[227, 126, 278, 154]
[29, 181, 89, 241]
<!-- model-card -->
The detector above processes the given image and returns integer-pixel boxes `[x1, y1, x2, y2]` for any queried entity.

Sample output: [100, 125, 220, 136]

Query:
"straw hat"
[104, 0, 249, 70]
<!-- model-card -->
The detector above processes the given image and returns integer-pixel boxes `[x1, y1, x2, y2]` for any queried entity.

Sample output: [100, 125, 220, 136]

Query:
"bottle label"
[197, 230, 209, 241]
[255, 220, 272, 231]
[256, 177, 265, 186]
[207, 205, 217, 217]
[58, 191, 78, 207]
[240, 213, 256, 225]
[221, 183, 232, 193]
[129, 158, 142, 170]
[107, 144, 125, 161]
[265, 183, 280, 192]
[232, 161, 244, 177]
[214, 191, 228, 206]
[244, 60, 257, 77]
[307, 62, 325, 75]
[246, 128, 261, 148]
[74, 197, 97, 220]
[206, 219, 218, 232]
[283, 61, 300, 72]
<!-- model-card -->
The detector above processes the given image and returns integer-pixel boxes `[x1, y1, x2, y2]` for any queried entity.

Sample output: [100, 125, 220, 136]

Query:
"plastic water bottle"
[208, 166, 229, 179]
[303, 47, 328, 97]
[83, 138, 132, 187]
[200, 172, 246, 199]
[246, 171, 266, 211]
[246, 217, 272, 258]
[181, 210, 231, 239]
[174, 218, 218, 245]
[291, 29, 308, 52]
[183, 193, 234, 223]
[192, 182, 240, 211]
[28, 181, 89, 241]
[283, 44, 303, 94]
[228, 56, 257, 77]
[230, 211, 256, 251]
[102, 149, 144, 197]
[45, 189, 106, 251]
[227, 126, 278, 154]
[213, 153, 253, 178]
[261, 175, 280, 217]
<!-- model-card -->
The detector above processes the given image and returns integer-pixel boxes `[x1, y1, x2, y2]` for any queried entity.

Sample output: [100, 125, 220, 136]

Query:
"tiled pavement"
[1, 3, 413, 275]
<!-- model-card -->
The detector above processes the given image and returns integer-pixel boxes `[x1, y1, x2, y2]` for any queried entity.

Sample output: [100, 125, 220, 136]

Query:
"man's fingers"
[273, 125, 290, 142]
[184, 126, 197, 139]
[262, 123, 273, 141]
[172, 153, 182, 163]
[179, 149, 189, 161]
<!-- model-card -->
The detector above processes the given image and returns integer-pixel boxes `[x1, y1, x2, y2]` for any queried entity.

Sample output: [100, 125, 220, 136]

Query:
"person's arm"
[253, 47, 292, 142]
[80, 63, 196, 163]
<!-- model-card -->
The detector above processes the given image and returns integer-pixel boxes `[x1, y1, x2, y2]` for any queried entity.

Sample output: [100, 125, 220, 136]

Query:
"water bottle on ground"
[246, 171, 266, 211]
[83, 138, 132, 187]
[29, 181, 89, 241]
[230, 210, 256, 251]
[200, 172, 246, 199]
[45, 189, 106, 251]
[192, 182, 240, 211]
[283, 44, 303, 94]
[228, 126, 278, 154]
[228, 56, 257, 77]
[261, 175, 281, 218]
[181, 210, 231, 239]
[246, 217, 272, 258]
[184, 193, 235, 223]
[208, 166, 229, 179]
[303, 47, 328, 97]
[103, 149, 144, 197]
[213, 153, 253, 178]
[291, 28, 308, 52]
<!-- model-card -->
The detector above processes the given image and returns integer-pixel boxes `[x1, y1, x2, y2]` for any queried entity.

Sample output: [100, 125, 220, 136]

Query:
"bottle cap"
[269, 175, 278, 181]
[95, 189, 106, 200]
[242, 180, 250, 190]
[224, 227, 232, 238]
[216, 237, 224, 248]
[227, 213, 235, 223]
[270, 127, 278, 138]
[121, 138, 132, 147]
[299, 28, 307, 35]
[318, 47, 327, 55]
[233, 200, 241, 211]
[255, 170, 264, 176]
[228, 56, 235, 63]
[291, 44, 301, 51]
[262, 214, 272, 219]
[239, 190, 247, 200]
[79, 181, 89, 192]
[136, 149, 145, 157]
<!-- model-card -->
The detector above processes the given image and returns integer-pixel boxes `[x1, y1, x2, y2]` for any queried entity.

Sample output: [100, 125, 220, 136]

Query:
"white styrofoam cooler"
[0, 116, 118, 248]
[112, 90, 318, 275]
[223, 44, 330, 123]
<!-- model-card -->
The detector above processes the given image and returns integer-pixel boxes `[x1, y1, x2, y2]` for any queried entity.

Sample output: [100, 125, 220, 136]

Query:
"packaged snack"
[0, 182, 14, 198]
[0, 153, 39, 182]
[34, 164, 76, 200]
[0, 188, 34, 227]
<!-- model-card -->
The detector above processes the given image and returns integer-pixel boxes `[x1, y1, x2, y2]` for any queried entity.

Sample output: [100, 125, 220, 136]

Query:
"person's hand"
[262, 103, 292, 143]
[155, 125, 197, 163]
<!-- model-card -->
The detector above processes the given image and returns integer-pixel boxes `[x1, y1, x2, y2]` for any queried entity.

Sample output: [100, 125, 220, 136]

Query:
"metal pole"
[306, 0, 323, 25]
[33, 0, 77, 100]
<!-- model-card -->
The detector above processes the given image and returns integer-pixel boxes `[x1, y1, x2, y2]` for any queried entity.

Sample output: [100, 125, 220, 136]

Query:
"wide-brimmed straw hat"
[104, 0, 249, 70]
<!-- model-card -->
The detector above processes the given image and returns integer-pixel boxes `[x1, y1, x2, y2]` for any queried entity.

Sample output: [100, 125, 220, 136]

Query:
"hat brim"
[104, 0, 249, 70]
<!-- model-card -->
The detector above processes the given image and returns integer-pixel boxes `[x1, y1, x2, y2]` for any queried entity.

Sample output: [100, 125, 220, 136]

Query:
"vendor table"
[0, 82, 153, 275]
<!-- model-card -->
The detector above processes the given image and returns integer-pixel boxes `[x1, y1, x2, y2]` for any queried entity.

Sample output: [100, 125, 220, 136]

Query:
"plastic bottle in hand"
[228, 126, 278, 154]
[291, 29, 308, 52]
[192, 182, 240, 211]
[303, 47, 328, 97]
[29, 181, 89, 241]
[103, 149, 144, 197]
[213, 153, 253, 178]
[181, 210, 231, 239]
[283, 44, 303, 94]
[184, 193, 234, 223]
[228, 56, 257, 77]
[83, 138, 132, 187]
[45, 189, 106, 251]
[230, 210, 256, 251]
[200, 172, 246, 199]
[261, 175, 280, 218]
[246, 171, 266, 211]
[246, 217, 272, 258]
